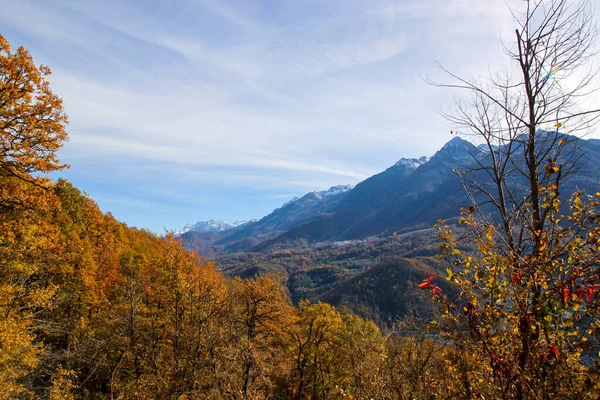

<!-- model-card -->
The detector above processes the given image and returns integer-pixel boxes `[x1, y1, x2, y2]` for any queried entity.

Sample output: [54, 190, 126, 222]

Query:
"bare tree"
[425, 1, 600, 398]
[429, 0, 599, 257]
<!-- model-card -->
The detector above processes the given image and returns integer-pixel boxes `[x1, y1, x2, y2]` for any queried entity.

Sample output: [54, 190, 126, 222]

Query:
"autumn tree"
[427, 0, 600, 398]
[336, 313, 387, 398]
[0, 34, 70, 397]
[382, 317, 451, 399]
[0, 35, 68, 163]
[0, 34, 68, 209]
[225, 275, 295, 399]
[287, 301, 345, 399]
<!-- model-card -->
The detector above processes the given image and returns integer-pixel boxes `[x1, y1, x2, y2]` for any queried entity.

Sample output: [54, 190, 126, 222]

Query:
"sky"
[1, 0, 598, 232]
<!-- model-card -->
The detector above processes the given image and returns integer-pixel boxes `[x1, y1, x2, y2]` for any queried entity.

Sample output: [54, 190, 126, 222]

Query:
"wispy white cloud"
[67, 132, 370, 180]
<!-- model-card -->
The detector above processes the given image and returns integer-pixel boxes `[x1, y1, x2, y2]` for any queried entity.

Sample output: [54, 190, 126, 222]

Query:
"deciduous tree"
[428, 0, 600, 398]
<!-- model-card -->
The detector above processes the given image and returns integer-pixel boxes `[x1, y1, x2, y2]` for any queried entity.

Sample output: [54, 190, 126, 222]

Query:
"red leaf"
[549, 346, 558, 359]
[418, 273, 438, 290]
[418, 281, 432, 289]
[561, 287, 570, 302]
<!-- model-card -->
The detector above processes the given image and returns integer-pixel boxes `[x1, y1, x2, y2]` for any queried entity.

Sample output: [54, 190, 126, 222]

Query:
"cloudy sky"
[1, 0, 598, 232]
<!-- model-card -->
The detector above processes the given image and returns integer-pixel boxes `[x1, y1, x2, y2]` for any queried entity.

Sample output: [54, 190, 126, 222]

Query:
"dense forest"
[4, 0, 600, 398]
[212, 231, 460, 324]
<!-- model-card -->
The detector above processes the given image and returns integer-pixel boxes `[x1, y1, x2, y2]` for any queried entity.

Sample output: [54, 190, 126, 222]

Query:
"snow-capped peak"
[175, 219, 249, 235]
[394, 156, 429, 169]
[317, 184, 354, 198]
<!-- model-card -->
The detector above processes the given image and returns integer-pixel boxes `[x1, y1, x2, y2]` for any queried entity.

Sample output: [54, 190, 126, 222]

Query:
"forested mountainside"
[215, 228, 462, 324]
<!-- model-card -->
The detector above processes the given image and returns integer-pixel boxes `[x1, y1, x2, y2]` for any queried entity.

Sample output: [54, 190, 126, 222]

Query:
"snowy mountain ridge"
[394, 156, 429, 169]
[312, 184, 354, 200]
[175, 219, 249, 235]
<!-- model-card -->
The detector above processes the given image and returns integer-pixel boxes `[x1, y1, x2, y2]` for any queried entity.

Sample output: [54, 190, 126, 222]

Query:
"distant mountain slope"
[247, 184, 355, 235]
[261, 137, 479, 246]
[588, 138, 600, 147]
[212, 228, 459, 323]
[181, 134, 600, 254]
[182, 185, 353, 254]
[335, 156, 429, 214]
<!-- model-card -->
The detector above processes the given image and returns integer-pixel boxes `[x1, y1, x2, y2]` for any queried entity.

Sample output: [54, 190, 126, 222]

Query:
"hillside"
[213, 227, 465, 323]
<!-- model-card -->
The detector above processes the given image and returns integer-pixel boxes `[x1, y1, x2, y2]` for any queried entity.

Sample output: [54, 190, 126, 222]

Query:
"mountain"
[182, 185, 354, 254]
[335, 156, 430, 214]
[254, 133, 600, 251]
[256, 137, 479, 247]
[176, 219, 249, 235]
[181, 134, 600, 254]
[588, 138, 600, 147]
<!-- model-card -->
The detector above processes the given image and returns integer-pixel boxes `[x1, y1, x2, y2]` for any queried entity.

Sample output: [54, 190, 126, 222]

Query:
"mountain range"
[175, 219, 251, 235]
[181, 134, 600, 256]
[178, 133, 600, 322]
[178, 185, 355, 237]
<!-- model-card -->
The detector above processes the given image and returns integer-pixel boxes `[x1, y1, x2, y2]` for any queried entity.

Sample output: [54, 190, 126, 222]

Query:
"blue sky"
[1, 0, 598, 232]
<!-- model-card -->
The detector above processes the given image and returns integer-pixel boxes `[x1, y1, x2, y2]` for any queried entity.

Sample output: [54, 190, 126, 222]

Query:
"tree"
[288, 301, 345, 399]
[226, 275, 295, 399]
[427, 0, 600, 398]
[0, 35, 68, 183]
[336, 313, 386, 398]
[0, 34, 69, 397]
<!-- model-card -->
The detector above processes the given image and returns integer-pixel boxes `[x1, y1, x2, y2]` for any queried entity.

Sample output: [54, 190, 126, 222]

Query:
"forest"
[211, 231, 459, 324]
[3, 0, 600, 398]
